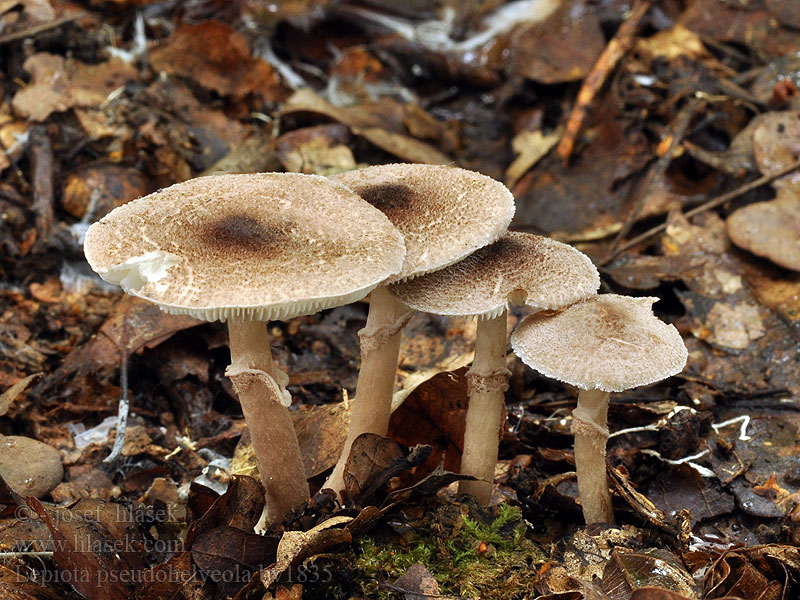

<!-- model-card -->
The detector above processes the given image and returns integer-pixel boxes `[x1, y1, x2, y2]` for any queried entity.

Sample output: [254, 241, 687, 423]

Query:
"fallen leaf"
[11, 53, 137, 122]
[27, 497, 147, 600]
[602, 548, 698, 599]
[192, 525, 278, 578]
[506, 128, 561, 188]
[261, 515, 354, 589]
[0, 372, 39, 416]
[646, 465, 735, 526]
[280, 88, 451, 164]
[343, 433, 432, 505]
[389, 368, 469, 475]
[149, 20, 283, 100]
[508, 1, 606, 84]
[61, 164, 147, 220]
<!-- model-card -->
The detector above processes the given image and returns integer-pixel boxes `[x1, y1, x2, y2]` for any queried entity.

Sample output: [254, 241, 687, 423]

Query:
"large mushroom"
[324, 163, 515, 496]
[510, 294, 687, 524]
[84, 173, 405, 524]
[391, 232, 599, 502]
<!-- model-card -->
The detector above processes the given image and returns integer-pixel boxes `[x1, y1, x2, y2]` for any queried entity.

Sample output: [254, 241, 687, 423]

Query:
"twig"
[682, 141, 746, 177]
[605, 158, 800, 261]
[29, 126, 54, 240]
[556, 1, 651, 163]
[0, 16, 77, 45]
[603, 97, 702, 263]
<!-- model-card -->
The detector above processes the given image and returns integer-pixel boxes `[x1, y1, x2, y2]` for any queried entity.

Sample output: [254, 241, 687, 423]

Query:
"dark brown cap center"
[356, 183, 413, 218]
[202, 214, 289, 253]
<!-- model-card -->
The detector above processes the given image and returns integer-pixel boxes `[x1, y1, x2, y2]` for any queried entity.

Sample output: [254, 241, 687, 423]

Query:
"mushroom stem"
[459, 311, 510, 503]
[325, 286, 410, 497]
[572, 388, 614, 524]
[226, 318, 309, 525]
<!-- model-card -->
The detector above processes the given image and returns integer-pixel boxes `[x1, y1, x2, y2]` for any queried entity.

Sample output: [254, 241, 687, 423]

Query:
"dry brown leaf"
[11, 53, 136, 122]
[506, 128, 561, 188]
[0, 372, 39, 416]
[261, 516, 353, 589]
[149, 20, 283, 100]
[635, 25, 712, 62]
[508, 1, 605, 83]
[280, 88, 451, 164]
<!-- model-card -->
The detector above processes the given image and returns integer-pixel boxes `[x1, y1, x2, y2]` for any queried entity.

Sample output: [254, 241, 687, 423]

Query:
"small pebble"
[0, 435, 63, 498]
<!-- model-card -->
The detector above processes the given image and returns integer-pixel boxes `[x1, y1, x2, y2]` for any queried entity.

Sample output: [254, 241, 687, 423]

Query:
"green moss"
[306, 501, 547, 599]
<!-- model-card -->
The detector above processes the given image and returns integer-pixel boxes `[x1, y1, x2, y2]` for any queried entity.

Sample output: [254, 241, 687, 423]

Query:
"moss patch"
[304, 500, 547, 599]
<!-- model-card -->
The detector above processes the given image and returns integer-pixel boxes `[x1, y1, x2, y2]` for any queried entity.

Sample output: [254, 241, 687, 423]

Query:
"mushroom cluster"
[83, 163, 688, 529]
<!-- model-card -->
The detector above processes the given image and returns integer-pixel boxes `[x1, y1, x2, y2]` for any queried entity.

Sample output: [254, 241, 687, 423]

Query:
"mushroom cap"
[332, 163, 515, 282]
[511, 294, 687, 393]
[84, 173, 406, 322]
[390, 232, 600, 319]
[726, 187, 800, 271]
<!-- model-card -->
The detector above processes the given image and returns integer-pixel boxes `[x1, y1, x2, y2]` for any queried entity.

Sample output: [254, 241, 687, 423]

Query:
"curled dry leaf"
[279, 88, 451, 164]
[27, 497, 147, 600]
[602, 548, 698, 599]
[0, 372, 40, 416]
[261, 516, 354, 589]
[343, 433, 432, 505]
[388, 368, 469, 475]
[191, 525, 279, 580]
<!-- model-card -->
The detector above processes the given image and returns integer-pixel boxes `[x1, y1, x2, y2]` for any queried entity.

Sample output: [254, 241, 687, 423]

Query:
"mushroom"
[391, 232, 599, 502]
[510, 294, 687, 524]
[84, 173, 405, 524]
[324, 163, 515, 496]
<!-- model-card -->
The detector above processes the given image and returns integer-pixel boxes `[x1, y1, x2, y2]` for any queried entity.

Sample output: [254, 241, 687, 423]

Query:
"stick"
[556, 1, 651, 163]
[29, 126, 54, 240]
[604, 158, 800, 262]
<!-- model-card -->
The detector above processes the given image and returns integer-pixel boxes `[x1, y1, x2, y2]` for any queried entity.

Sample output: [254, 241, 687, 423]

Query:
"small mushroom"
[324, 163, 515, 496]
[511, 295, 687, 523]
[84, 173, 405, 524]
[391, 232, 599, 502]
[726, 185, 800, 271]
